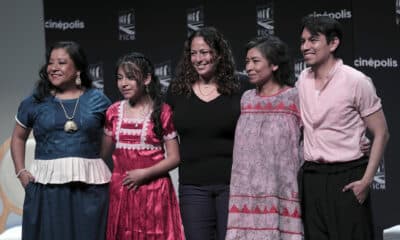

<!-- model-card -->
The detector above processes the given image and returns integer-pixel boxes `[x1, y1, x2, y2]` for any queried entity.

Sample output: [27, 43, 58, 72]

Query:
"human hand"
[342, 179, 370, 204]
[360, 137, 371, 156]
[122, 168, 149, 190]
[18, 170, 35, 189]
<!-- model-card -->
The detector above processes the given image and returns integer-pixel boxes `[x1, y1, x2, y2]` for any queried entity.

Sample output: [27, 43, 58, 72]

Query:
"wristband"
[16, 168, 28, 178]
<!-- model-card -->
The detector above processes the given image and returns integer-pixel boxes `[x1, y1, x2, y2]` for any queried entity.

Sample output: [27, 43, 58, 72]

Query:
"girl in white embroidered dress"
[101, 52, 184, 240]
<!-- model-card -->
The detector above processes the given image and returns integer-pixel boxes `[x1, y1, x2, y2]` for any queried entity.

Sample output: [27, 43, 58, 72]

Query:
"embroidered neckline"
[115, 101, 161, 150]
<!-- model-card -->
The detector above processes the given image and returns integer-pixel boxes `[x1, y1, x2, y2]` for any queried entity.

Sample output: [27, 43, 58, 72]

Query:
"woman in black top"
[166, 27, 250, 240]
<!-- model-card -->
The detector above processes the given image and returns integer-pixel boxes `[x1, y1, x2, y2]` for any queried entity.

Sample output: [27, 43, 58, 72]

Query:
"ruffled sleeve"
[89, 89, 112, 115]
[104, 101, 120, 140]
[161, 103, 177, 141]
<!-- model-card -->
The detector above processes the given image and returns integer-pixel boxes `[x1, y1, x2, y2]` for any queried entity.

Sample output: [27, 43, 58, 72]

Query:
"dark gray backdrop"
[43, 1, 400, 239]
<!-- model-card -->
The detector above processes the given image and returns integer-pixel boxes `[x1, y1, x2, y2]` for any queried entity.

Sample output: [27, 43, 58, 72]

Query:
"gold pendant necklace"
[58, 94, 81, 133]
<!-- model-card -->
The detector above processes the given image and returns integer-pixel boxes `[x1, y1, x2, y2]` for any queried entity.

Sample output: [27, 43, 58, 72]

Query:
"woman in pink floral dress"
[102, 52, 184, 240]
[226, 36, 303, 240]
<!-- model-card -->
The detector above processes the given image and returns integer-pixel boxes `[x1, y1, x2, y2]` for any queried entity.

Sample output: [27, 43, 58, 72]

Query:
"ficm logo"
[119, 9, 135, 41]
[294, 59, 307, 80]
[155, 61, 172, 93]
[187, 6, 204, 36]
[89, 63, 104, 90]
[45, 19, 85, 31]
[354, 57, 398, 68]
[256, 3, 274, 36]
[310, 9, 352, 20]
[372, 158, 385, 190]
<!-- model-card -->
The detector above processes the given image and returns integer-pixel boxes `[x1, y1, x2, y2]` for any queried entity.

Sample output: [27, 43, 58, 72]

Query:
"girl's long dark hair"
[34, 41, 92, 101]
[116, 52, 164, 140]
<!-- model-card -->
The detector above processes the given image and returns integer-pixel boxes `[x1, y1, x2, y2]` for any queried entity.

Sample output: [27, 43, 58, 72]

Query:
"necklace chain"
[138, 104, 151, 118]
[197, 83, 216, 96]
[58, 95, 80, 120]
[127, 101, 152, 119]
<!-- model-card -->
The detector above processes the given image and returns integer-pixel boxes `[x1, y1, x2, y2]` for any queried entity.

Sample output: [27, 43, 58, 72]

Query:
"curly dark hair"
[116, 52, 164, 140]
[170, 26, 239, 96]
[246, 35, 295, 87]
[34, 41, 92, 102]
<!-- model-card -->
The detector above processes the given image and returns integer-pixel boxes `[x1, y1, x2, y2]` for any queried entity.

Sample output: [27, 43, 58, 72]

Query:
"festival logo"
[89, 63, 104, 90]
[256, 2, 274, 36]
[294, 58, 307, 80]
[118, 9, 135, 41]
[154, 61, 172, 94]
[372, 158, 386, 190]
[187, 6, 204, 37]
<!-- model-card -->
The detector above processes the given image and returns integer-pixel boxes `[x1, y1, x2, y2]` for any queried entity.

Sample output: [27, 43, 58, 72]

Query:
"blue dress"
[16, 88, 111, 240]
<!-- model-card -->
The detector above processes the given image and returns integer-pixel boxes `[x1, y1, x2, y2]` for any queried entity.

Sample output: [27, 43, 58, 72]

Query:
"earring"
[145, 85, 149, 93]
[75, 73, 82, 87]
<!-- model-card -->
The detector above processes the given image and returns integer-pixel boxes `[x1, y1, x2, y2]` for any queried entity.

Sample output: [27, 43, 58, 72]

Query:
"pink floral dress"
[226, 88, 303, 240]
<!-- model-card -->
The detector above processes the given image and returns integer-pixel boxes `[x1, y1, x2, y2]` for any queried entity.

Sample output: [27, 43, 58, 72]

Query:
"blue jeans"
[179, 184, 229, 240]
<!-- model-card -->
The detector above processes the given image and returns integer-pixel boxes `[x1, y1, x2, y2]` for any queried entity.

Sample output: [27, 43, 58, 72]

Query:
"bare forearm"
[362, 131, 389, 184]
[145, 139, 180, 179]
[11, 137, 27, 173]
[11, 124, 31, 174]
[145, 156, 180, 180]
[100, 134, 115, 160]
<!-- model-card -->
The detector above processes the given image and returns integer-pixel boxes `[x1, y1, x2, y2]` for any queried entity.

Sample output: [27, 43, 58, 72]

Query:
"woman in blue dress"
[10, 41, 111, 240]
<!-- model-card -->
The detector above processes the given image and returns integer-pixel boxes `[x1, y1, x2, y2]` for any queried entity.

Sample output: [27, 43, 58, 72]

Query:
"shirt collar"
[306, 59, 343, 89]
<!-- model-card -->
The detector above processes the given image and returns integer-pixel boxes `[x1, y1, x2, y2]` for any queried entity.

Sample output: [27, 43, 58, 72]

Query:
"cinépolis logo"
[256, 2, 274, 36]
[45, 19, 85, 31]
[118, 9, 135, 41]
[354, 57, 398, 69]
[310, 9, 352, 20]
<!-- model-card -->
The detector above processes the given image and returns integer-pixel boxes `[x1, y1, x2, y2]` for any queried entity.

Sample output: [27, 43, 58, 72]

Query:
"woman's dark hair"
[246, 35, 295, 87]
[301, 15, 343, 56]
[170, 26, 239, 96]
[34, 41, 92, 101]
[116, 52, 164, 140]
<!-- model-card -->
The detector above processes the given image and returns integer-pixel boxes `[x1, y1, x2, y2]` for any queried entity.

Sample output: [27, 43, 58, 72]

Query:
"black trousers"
[298, 157, 374, 240]
[179, 184, 230, 240]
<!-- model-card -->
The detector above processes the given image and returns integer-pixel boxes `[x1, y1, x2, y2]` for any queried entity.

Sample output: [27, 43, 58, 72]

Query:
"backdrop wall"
[0, 0, 45, 230]
[42, 1, 400, 239]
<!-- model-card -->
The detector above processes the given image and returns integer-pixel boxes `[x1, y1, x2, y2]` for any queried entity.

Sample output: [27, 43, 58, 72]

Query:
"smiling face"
[47, 48, 79, 89]
[190, 36, 218, 81]
[245, 47, 278, 86]
[300, 28, 338, 67]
